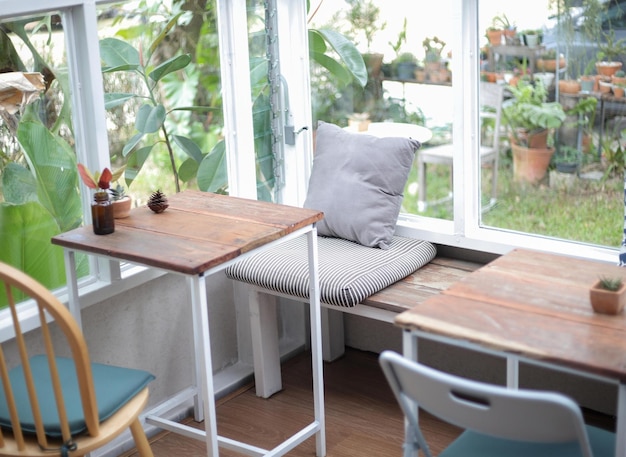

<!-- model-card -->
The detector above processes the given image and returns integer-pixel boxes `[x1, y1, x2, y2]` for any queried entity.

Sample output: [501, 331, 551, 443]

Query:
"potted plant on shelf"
[503, 80, 566, 184]
[492, 14, 517, 44]
[422, 36, 448, 82]
[522, 29, 541, 47]
[590, 276, 626, 315]
[537, 50, 567, 72]
[385, 18, 407, 78]
[613, 70, 626, 85]
[595, 31, 626, 77]
[393, 52, 419, 80]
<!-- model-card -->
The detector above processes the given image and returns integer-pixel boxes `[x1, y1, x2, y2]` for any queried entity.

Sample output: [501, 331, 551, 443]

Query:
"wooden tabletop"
[395, 248, 626, 381]
[51, 190, 323, 275]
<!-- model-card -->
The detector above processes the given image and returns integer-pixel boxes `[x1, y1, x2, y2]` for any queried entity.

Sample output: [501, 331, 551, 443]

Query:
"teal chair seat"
[0, 355, 154, 437]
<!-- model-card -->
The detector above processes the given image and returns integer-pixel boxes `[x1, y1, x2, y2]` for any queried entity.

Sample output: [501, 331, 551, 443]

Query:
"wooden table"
[52, 190, 325, 457]
[395, 248, 626, 457]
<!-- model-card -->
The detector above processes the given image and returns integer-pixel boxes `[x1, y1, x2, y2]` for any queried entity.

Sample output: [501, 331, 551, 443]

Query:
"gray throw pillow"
[303, 121, 421, 249]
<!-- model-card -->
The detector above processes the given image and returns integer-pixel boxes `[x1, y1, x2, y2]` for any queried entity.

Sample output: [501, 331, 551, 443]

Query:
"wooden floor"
[123, 347, 616, 457]
[122, 348, 461, 456]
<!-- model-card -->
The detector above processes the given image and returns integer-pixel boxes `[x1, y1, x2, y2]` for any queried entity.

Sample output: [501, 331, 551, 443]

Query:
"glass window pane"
[0, 11, 78, 305]
[479, 1, 624, 249]
[308, 1, 454, 218]
[247, 0, 276, 202]
[97, 1, 227, 204]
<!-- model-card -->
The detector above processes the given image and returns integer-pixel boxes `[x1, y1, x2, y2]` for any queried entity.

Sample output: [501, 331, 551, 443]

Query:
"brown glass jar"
[91, 191, 115, 235]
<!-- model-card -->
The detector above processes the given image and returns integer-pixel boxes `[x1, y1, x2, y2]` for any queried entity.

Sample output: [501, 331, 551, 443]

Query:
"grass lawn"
[402, 152, 624, 249]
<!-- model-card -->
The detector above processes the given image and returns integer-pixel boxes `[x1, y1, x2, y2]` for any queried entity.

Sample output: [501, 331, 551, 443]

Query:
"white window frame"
[398, 0, 619, 265]
[0, 0, 168, 334]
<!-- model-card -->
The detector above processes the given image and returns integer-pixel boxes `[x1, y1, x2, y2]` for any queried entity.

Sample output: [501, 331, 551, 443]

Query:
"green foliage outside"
[0, 0, 367, 305]
[404, 147, 624, 249]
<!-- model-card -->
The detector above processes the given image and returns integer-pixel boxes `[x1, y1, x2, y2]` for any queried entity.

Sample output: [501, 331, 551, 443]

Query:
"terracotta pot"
[487, 29, 503, 46]
[599, 80, 612, 93]
[558, 79, 581, 94]
[596, 61, 623, 77]
[537, 58, 566, 72]
[614, 86, 625, 98]
[511, 142, 555, 184]
[590, 280, 626, 315]
[112, 196, 132, 219]
[363, 53, 384, 79]
[613, 75, 626, 85]
[512, 129, 549, 149]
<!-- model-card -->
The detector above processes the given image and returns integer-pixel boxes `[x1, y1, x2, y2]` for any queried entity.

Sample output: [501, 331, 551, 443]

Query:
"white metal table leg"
[63, 250, 82, 330]
[307, 228, 326, 457]
[189, 274, 219, 456]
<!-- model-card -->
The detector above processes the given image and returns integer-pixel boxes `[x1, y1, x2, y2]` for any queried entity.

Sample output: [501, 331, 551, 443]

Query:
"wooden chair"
[417, 82, 505, 212]
[0, 261, 155, 456]
[379, 351, 615, 457]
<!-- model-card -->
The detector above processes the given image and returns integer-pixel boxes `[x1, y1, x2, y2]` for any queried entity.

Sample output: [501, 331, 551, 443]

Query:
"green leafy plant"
[388, 18, 408, 59]
[100, 14, 214, 194]
[503, 80, 566, 146]
[601, 128, 626, 180]
[344, 0, 386, 51]
[597, 30, 626, 62]
[598, 276, 624, 291]
[491, 13, 515, 31]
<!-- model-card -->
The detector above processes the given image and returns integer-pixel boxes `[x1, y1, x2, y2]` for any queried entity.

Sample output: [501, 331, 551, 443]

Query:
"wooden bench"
[244, 254, 484, 397]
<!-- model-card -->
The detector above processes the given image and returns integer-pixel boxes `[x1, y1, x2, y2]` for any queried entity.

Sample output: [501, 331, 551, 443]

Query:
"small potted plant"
[503, 80, 566, 184]
[77, 164, 125, 235]
[553, 146, 579, 174]
[393, 52, 419, 80]
[596, 31, 626, 77]
[109, 182, 132, 219]
[590, 276, 626, 315]
[613, 70, 626, 85]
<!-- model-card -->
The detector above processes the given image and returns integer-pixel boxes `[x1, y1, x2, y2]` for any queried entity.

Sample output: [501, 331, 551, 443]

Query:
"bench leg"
[322, 307, 345, 362]
[249, 289, 282, 398]
[250, 290, 347, 394]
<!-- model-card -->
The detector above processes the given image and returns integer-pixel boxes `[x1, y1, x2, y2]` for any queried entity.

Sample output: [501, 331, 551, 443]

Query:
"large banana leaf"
[0, 202, 66, 308]
[16, 119, 82, 233]
[309, 28, 367, 88]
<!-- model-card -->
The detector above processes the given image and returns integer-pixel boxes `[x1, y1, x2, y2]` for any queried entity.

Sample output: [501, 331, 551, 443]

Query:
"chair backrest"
[0, 261, 99, 451]
[479, 81, 505, 152]
[379, 350, 594, 457]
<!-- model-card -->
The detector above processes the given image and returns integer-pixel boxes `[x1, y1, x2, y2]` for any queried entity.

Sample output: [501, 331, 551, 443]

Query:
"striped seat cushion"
[225, 236, 437, 308]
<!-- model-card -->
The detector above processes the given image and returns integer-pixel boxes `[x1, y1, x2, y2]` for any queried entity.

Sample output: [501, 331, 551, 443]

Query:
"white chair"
[417, 82, 505, 212]
[379, 350, 615, 457]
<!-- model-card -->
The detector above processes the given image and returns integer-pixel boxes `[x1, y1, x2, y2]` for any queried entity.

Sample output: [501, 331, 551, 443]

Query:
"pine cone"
[147, 190, 169, 213]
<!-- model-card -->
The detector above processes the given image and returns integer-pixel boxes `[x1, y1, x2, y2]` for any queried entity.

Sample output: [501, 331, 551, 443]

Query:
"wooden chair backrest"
[0, 262, 99, 451]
